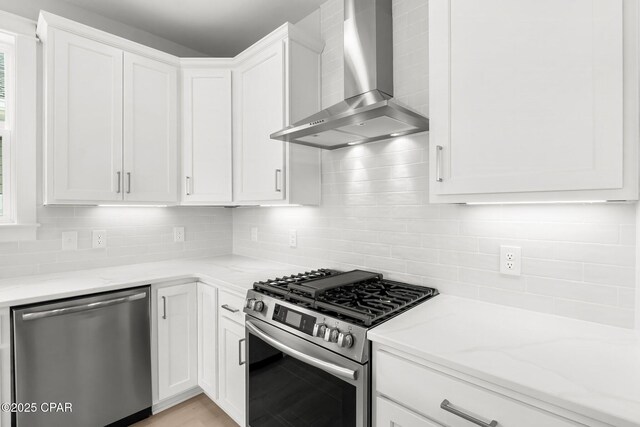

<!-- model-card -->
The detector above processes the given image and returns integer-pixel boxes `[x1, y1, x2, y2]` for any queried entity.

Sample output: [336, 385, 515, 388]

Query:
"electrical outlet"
[289, 229, 297, 248]
[61, 231, 77, 251]
[500, 245, 521, 275]
[174, 227, 185, 243]
[92, 230, 107, 249]
[251, 227, 258, 242]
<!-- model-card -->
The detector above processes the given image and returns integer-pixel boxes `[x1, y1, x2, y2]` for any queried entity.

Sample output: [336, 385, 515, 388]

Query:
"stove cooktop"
[252, 269, 438, 327]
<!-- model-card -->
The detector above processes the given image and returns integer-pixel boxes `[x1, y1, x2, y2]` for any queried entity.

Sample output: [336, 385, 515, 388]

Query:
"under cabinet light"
[97, 204, 170, 207]
[464, 200, 611, 205]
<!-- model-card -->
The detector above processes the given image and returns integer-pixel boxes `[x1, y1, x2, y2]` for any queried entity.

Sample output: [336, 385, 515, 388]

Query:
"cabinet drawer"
[376, 351, 581, 427]
[377, 396, 442, 427]
[219, 290, 245, 323]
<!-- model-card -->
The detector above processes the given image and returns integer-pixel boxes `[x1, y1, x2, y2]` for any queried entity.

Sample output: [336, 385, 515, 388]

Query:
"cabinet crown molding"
[36, 11, 180, 66]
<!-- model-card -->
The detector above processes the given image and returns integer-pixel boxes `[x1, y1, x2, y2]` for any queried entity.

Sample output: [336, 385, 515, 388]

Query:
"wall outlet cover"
[61, 231, 78, 251]
[92, 230, 107, 249]
[174, 227, 185, 243]
[251, 227, 258, 242]
[500, 245, 521, 276]
[289, 229, 297, 248]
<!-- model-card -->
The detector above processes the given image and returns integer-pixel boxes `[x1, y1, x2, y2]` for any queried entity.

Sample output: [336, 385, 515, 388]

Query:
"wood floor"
[133, 394, 239, 427]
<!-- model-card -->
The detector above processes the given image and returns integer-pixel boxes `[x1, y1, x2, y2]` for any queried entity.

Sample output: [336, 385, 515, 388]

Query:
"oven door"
[245, 318, 369, 427]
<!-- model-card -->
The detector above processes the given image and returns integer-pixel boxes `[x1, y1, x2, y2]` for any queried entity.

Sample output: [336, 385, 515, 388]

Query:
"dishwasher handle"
[22, 292, 147, 321]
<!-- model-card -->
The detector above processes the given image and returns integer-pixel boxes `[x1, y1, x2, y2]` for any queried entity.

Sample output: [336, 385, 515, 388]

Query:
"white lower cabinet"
[374, 346, 603, 427]
[157, 283, 198, 401]
[197, 283, 217, 400]
[218, 315, 246, 426]
[377, 397, 442, 427]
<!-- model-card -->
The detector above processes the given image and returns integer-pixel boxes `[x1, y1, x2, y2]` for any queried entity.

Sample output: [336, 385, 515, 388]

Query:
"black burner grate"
[253, 269, 438, 327]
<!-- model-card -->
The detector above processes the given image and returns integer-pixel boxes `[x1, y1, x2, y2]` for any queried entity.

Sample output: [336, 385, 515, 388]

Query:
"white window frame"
[0, 11, 38, 241]
[0, 39, 15, 224]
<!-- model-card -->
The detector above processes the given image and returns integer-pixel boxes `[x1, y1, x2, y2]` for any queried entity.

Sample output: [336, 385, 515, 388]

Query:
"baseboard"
[152, 387, 203, 414]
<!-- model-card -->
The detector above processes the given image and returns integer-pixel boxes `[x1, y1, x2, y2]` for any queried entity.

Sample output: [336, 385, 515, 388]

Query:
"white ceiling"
[60, 0, 326, 56]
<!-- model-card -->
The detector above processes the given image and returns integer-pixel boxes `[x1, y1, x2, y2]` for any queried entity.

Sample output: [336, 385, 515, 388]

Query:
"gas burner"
[252, 269, 438, 327]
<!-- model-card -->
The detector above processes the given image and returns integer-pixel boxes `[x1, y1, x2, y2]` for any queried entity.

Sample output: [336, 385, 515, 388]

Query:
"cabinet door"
[48, 29, 123, 202]
[376, 396, 442, 427]
[234, 41, 286, 202]
[218, 316, 246, 425]
[429, 0, 625, 199]
[124, 52, 178, 203]
[197, 283, 217, 400]
[182, 68, 232, 204]
[157, 283, 198, 401]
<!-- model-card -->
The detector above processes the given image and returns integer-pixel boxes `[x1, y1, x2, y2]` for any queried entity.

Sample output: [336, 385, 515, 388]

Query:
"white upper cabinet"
[428, 0, 639, 203]
[43, 28, 124, 203]
[181, 62, 233, 204]
[234, 42, 285, 202]
[38, 12, 179, 205]
[233, 24, 323, 205]
[123, 52, 178, 203]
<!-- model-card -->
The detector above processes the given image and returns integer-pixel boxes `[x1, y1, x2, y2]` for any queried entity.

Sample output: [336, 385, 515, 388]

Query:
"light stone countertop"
[368, 294, 640, 427]
[0, 255, 305, 307]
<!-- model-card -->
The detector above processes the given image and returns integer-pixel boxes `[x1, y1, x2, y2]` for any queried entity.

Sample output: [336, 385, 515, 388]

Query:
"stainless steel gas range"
[243, 269, 438, 427]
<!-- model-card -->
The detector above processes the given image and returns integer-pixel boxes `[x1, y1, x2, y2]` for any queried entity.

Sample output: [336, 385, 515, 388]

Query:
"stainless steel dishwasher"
[12, 286, 152, 427]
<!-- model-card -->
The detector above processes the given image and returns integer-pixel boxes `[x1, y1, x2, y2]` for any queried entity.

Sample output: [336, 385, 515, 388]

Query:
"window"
[0, 12, 37, 241]
[0, 40, 13, 223]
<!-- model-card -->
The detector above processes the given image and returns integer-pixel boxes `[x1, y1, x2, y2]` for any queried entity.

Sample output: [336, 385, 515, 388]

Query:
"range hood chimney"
[270, 0, 429, 150]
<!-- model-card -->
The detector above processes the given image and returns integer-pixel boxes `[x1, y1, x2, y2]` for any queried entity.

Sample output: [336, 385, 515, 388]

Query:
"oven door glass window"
[248, 333, 357, 426]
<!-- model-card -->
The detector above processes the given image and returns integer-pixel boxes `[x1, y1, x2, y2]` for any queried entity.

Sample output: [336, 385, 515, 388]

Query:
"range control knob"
[337, 332, 354, 348]
[324, 327, 339, 343]
[245, 298, 256, 310]
[313, 323, 327, 338]
[253, 300, 264, 313]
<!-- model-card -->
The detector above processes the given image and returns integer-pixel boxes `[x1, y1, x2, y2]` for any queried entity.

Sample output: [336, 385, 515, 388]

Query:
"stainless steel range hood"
[270, 0, 429, 150]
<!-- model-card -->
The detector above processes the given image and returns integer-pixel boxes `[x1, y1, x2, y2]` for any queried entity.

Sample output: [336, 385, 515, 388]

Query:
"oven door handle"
[246, 320, 358, 381]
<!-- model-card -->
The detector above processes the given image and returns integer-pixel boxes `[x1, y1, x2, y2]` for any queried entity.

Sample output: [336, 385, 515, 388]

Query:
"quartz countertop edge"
[0, 255, 304, 307]
[368, 294, 640, 427]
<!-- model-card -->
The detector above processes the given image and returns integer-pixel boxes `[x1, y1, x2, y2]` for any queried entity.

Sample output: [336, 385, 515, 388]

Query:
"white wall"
[233, 0, 637, 328]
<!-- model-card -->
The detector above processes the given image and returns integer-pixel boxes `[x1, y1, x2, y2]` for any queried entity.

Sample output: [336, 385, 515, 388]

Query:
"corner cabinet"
[233, 24, 323, 205]
[428, 0, 639, 203]
[38, 12, 179, 205]
[180, 60, 233, 205]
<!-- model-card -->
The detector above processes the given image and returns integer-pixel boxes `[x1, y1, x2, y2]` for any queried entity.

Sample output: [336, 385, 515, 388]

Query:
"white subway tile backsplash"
[526, 277, 619, 306]
[552, 299, 634, 329]
[477, 287, 555, 314]
[2, 206, 233, 279]
[583, 264, 636, 288]
[458, 268, 526, 292]
[521, 258, 583, 281]
[555, 242, 635, 267]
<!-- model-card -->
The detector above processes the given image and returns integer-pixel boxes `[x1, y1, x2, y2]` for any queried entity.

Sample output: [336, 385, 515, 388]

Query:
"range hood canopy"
[271, 0, 429, 150]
